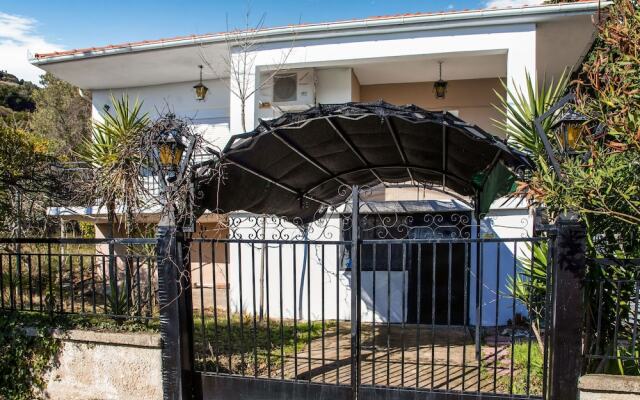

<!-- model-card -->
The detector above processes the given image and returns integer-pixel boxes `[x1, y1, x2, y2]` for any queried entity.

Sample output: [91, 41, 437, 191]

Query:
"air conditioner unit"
[259, 69, 315, 112]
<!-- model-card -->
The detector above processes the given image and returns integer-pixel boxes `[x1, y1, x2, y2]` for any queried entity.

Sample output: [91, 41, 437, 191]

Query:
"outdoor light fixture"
[193, 65, 208, 101]
[552, 108, 589, 155]
[156, 129, 185, 183]
[433, 61, 448, 100]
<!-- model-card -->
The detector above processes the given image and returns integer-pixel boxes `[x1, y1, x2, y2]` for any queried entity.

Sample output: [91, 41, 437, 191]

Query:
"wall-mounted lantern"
[433, 61, 448, 100]
[193, 65, 209, 101]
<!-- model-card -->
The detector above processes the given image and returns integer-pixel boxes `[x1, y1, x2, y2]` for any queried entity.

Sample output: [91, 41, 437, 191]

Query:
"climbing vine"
[0, 312, 61, 400]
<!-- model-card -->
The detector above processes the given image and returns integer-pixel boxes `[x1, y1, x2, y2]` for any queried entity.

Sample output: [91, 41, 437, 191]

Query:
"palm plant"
[493, 70, 569, 164]
[79, 94, 150, 318]
[79, 94, 150, 234]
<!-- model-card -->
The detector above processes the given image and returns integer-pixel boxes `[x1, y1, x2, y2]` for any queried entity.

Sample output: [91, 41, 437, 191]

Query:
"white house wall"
[229, 24, 536, 134]
[91, 79, 231, 149]
[228, 202, 533, 327]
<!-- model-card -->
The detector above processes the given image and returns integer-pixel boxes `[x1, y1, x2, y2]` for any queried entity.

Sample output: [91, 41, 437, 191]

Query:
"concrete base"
[580, 374, 640, 400]
[42, 329, 162, 400]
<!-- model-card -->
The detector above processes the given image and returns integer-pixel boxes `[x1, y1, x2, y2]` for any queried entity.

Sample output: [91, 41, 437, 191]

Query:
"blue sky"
[0, 0, 534, 82]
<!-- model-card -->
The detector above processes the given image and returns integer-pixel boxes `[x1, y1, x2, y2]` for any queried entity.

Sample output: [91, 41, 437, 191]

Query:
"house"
[31, 1, 604, 326]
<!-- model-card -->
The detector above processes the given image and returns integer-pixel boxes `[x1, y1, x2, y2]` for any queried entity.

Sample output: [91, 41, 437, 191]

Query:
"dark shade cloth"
[199, 101, 531, 223]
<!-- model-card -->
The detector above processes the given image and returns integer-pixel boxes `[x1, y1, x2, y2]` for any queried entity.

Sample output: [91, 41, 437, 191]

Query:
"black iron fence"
[190, 236, 552, 399]
[0, 238, 158, 321]
[583, 258, 640, 375]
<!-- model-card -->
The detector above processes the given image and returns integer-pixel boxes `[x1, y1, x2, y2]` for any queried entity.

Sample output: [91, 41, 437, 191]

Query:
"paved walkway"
[278, 324, 508, 392]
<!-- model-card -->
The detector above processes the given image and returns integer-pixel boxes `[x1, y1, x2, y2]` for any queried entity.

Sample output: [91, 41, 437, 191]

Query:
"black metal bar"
[350, 185, 361, 399]
[223, 156, 331, 207]
[278, 243, 285, 380]
[400, 243, 407, 387]
[509, 242, 517, 396]
[293, 243, 298, 380]
[225, 243, 233, 373]
[251, 243, 258, 378]
[462, 242, 469, 392]
[0, 254, 4, 309]
[157, 221, 184, 400]
[148, 255, 154, 318]
[238, 242, 246, 376]
[526, 242, 534, 396]
[199, 242, 206, 372]
[372, 243, 377, 387]
[542, 233, 555, 400]
[136, 257, 142, 319]
[80, 255, 85, 313]
[386, 242, 392, 387]
[321, 244, 326, 384]
[442, 119, 448, 189]
[265, 244, 272, 379]
[38, 254, 43, 312]
[446, 242, 452, 391]
[58, 252, 63, 312]
[27, 254, 33, 311]
[101, 255, 107, 314]
[0, 237, 158, 245]
[533, 92, 574, 179]
[431, 242, 436, 390]
[493, 243, 500, 393]
[548, 213, 586, 400]
[302, 165, 471, 200]
[18, 252, 23, 310]
[48, 244, 53, 316]
[336, 242, 341, 386]
[272, 130, 349, 188]
[211, 241, 220, 373]
[476, 240, 483, 394]
[307, 241, 312, 382]
[325, 119, 385, 187]
[416, 244, 422, 390]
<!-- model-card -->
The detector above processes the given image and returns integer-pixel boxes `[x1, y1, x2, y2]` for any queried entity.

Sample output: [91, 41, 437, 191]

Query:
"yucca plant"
[506, 241, 548, 353]
[79, 95, 150, 321]
[79, 94, 150, 234]
[493, 70, 569, 164]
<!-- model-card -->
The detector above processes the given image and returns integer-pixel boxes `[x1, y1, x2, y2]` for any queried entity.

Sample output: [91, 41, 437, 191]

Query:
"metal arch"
[533, 92, 575, 179]
[324, 118, 387, 187]
[384, 117, 415, 185]
[301, 164, 473, 200]
[222, 155, 332, 208]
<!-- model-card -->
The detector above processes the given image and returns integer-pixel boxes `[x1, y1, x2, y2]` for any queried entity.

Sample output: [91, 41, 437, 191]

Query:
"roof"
[31, 1, 606, 65]
[199, 101, 531, 223]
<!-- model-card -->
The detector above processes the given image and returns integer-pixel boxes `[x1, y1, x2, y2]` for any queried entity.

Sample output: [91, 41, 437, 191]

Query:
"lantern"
[552, 108, 589, 155]
[156, 129, 185, 183]
[433, 61, 448, 100]
[193, 65, 209, 101]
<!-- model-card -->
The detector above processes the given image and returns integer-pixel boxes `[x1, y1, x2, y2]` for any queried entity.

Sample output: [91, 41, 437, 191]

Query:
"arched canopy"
[200, 102, 531, 223]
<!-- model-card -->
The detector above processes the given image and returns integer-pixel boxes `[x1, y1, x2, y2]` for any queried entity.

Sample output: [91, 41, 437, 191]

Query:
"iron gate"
[182, 191, 577, 400]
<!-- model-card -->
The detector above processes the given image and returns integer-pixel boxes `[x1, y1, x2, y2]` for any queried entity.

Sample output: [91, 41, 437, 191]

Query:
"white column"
[506, 24, 537, 103]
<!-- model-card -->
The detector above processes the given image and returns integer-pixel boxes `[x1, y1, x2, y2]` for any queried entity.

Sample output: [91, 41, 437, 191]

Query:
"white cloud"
[485, 0, 544, 8]
[0, 12, 63, 84]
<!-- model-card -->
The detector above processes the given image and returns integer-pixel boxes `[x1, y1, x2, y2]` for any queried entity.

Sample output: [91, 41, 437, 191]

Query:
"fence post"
[548, 212, 586, 400]
[350, 185, 361, 400]
[157, 208, 195, 400]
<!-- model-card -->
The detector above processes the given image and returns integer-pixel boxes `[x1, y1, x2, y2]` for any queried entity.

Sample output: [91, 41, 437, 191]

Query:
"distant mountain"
[0, 71, 37, 114]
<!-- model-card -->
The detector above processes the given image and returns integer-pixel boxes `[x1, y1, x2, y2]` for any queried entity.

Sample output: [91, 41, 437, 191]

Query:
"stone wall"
[580, 374, 640, 400]
[42, 329, 162, 400]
